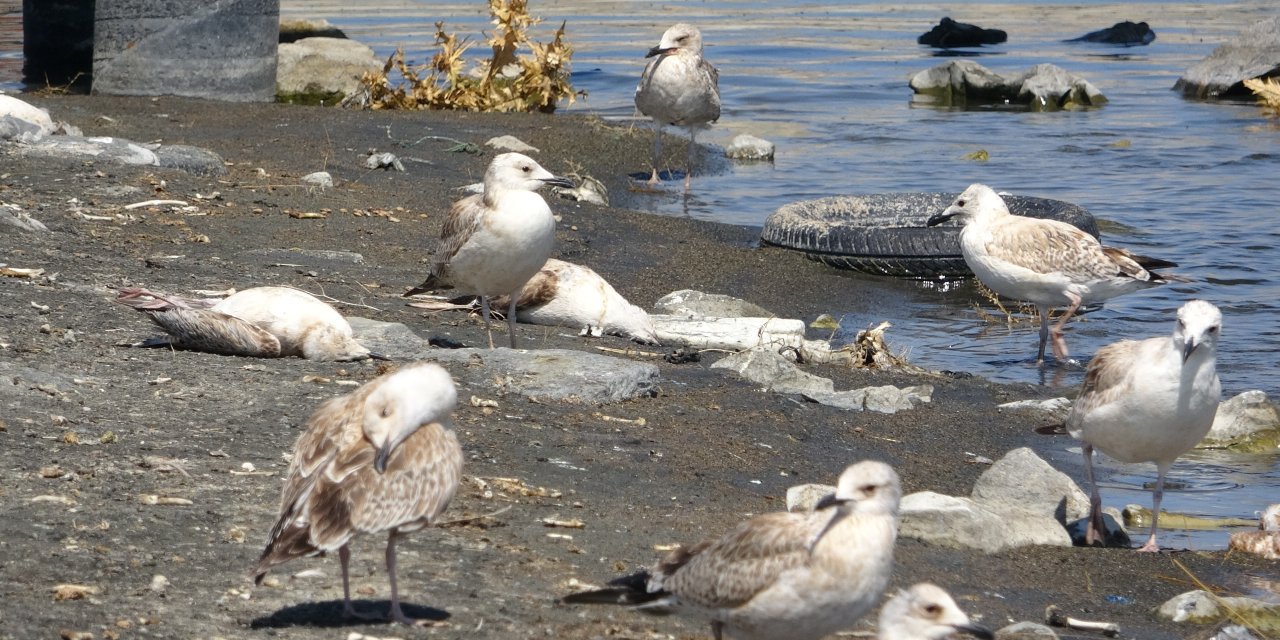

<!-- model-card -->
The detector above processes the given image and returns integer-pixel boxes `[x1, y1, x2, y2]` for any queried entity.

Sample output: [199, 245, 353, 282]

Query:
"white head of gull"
[877, 583, 993, 640]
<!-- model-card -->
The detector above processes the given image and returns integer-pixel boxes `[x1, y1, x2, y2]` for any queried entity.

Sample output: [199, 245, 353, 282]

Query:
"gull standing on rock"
[563, 460, 901, 640]
[251, 363, 462, 625]
[1067, 300, 1222, 552]
[635, 23, 721, 188]
[404, 152, 574, 349]
[877, 583, 993, 640]
[926, 183, 1177, 363]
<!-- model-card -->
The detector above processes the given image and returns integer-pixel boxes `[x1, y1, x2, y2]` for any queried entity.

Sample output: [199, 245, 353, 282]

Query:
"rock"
[711, 347, 833, 395]
[0, 205, 50, 233]
[724, 134, 775, 161]
[365, 152, 404, 171]
[0, 95, 55, 135]
[1175, 17, 1280, 99]
[485, 135, 539, 154]
[917, 17, 1007, 48]
[1064, 512, 1131, 547]
[277, 37, 380, 102]
[346, 317, 426, 357]
[786, 483, 835, 512]
[302, 171, 334, 189]
[909, 60, 1106, 111]
[1211, 624, 1265, 640]
[279, 18, 347, 43]
[995, 621, 1060, 639]
[24, 135, 159, 166]
[1198, 390, 1280, 453]
[653, 290, 775, 318]
[1066, 21, 1156, 46]
[654, 315, 804, 351]
[154, 144, 228, 176]
[997, 397, 1072, 422]
[1016, 63, 1108, 111]
[0, 115, 49, 143]
[241, 248, 366, 267]
[1157, 590, 1280, 631]
[806, 385, 932, 414]
[971, 447, 1091, 524]
[92, 0, 279, 102]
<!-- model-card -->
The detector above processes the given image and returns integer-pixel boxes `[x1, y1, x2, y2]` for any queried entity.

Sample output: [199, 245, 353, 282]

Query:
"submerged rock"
[918, 17, 1007, 48]
[1065, 21, 1156, 46]
[724, 134, 775, 161]
[1175, 16, 1280, 99]
[910, 60, 1106, 111]
[1198, 390, 1280, 453]
[1157, 590, 1280, 633]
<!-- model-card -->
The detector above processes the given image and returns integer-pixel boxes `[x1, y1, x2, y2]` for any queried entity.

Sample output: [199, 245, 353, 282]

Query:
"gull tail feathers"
[404, 275, 450, 297]
[560, 571, 670, 607]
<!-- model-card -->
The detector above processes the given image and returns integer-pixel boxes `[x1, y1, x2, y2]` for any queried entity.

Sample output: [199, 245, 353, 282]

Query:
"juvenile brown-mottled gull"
[116, 286, 385, 361]
[563, 460, 901, 640]
[1067, 300, 1221, 552]
[635, 23, 721, 188]
[251, 362, 462, 624]
[877, 583, 993, 640]
[926, 183, 1177, 363]
[403, 152, 574, 349]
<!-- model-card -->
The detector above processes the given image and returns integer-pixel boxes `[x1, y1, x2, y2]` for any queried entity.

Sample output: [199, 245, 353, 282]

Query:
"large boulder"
[1175, 17, 1280, 99]
[1197, 390, 1280, 453]
[917, 17, 1007, 48]
[277, 36, 381, 103]
[910, 60, 1106, 111]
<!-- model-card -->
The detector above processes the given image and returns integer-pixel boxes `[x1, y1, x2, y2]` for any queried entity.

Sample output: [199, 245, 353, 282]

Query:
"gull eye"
[522, 165, 532, 173]
[956, 199, 966, 207]
[859, 483, 877, 494]
[1209, 326, 1219, 333]
[924, 604, 943, 616]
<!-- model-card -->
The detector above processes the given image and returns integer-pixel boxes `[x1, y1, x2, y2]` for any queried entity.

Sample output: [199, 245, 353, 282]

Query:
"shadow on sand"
[250, 599, 450, 629]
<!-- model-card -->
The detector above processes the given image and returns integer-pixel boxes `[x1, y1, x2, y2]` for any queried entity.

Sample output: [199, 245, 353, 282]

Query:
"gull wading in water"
[404, 152, 574, 349]
[1067, 300, 1221, 552]
[563, 460, 901, 640]
[877, 583, 993, 640]
[635, 23, 721, 189]
[251, 363, 462, 624]
[926, 183, 1178, 363]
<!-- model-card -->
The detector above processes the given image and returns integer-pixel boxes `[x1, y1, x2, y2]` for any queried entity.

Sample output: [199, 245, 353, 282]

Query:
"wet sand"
[0, 94, 1268, 639]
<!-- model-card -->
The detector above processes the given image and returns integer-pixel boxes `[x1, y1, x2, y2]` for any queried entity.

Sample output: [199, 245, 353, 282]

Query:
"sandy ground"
[0, 95, 1271, 640]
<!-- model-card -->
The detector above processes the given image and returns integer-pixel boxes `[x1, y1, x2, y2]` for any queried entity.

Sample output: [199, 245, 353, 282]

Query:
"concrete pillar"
[92, 0, 279, 102]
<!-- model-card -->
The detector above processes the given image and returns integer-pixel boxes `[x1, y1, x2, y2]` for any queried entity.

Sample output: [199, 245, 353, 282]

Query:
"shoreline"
[0, 94, 1270, 639]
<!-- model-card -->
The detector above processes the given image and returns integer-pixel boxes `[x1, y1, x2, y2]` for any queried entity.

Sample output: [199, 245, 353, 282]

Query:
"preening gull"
[1067, 300, 1221, 551]
[116, 286, 386, 361]
[251, 362, 462, 624]
[926, 183, 1177, 363]
[563, 460, 901, 640]
[403, 152, 574, 349]
[877, 583, 993, 640]
[635, 23, 721, 188]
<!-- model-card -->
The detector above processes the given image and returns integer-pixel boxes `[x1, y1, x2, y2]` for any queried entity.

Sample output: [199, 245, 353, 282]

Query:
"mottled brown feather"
[403, 195, 488, 296]
[1066, 339, 1143, 434]
[146, 308, 282, 357]
[985, 217, 1133, 281]
[491, 264, 559, 309]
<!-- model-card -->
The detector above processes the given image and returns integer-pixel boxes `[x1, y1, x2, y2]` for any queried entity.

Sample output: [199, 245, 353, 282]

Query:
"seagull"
[877, 583, 993, 640]
[926, 183, 1178, 363]
[635, 23, 721, 189]
[116, 286, 387, 361]
[251, 362, 462, 624]
[562, 460, 901, 640]
[403, 152, 574, 349]
[1067, 300, 1222, 552]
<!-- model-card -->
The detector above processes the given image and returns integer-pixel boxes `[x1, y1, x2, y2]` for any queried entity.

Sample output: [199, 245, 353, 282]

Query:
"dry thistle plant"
[350, 0, 581, 113]
[971, 280, 1043, 326]
[1244, 77, 1280, 116]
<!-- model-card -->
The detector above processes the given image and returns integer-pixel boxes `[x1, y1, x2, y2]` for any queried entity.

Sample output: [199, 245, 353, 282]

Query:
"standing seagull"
[251, 363, 463, 625]
[877, 583, 993, 640]
[635, 23, 721, 188]
[1067, 300, 1222, 552]
[927, 183, 1177, 363]
[404, 152, 574, 349]
[563, 460, 901, 640]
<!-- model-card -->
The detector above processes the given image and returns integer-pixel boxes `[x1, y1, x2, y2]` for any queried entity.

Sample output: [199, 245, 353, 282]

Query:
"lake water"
[2, 0, 1276, 550]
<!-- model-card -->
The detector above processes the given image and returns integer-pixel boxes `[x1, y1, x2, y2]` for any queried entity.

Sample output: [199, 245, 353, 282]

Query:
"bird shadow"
[250, 599, 449, 629]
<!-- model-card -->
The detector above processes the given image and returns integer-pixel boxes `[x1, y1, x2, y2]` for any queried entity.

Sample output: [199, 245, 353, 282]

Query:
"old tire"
[760, 192, 1099, 279]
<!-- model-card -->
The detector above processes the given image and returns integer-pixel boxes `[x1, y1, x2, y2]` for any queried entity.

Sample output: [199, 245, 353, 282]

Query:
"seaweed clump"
[349, 0, 581, 113]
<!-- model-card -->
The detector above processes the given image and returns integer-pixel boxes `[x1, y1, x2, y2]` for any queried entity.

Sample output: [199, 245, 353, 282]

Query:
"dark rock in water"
[918, 17, 1008, 48]
[1066, 513, 1132, 548]
[1067, 21, 1156, 46]
[1175, 16, 1280, 99]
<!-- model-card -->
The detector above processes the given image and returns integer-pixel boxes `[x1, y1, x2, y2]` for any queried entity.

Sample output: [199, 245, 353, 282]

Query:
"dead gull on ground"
[116, 286, 386, 361]
[635, 23, 721, 189]
[403, 152, 574, 349]
[1067, 300, 1221, 551]
[563, 460, 901, 640]
[251, 362, 462, 624]
[926, 183, 1177, 363]
[877, 583, 993, 640]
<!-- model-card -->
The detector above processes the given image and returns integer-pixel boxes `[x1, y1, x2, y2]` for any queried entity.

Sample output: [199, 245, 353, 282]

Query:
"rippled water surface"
[4, 0, 1277, 548]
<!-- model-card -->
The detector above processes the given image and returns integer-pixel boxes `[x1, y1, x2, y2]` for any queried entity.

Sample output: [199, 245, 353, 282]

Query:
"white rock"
[1157, 589, 1280, 625]
[0, 95, 55, 134]
[724, 133, 775, 160]
[995, 621, 1060, 639]
[710, 346, 832, 394]
[971, 447, 1090, 524]
[1199, 390, 1280, 451]
[786, 483, 835, 512]
[997, 397, 1071, 421]
[485, 135, 539, 154]
[654, 315, 805, 351]
[276, 37, 381, 97]
[654, 290, 775, 318]
[301, 171, 334, 188]
[899, 490, 1073, 552]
